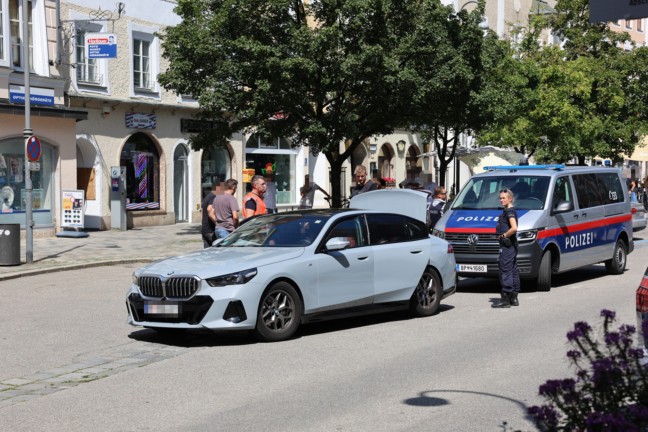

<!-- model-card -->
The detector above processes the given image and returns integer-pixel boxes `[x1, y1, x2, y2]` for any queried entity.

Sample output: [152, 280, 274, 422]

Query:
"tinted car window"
[552, 176, 574, 210]
[219, 214, 329, 247]
[407, 218, 429, 240]
[573, 174, 608, 209]
[324, 216, 366, 248]
[596, 172, 624, 204]
[366, 214, 410, 245]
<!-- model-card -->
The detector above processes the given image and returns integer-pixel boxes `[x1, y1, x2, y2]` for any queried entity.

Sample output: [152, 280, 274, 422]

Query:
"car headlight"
[206, 268, 258, 287]
[432, 229, 445, 239]
[517, 229, 537, 242]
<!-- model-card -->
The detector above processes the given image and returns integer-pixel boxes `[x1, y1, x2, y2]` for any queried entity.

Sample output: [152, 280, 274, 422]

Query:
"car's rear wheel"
[410, 267, 442, 317]
[536, 250, 552, 292]
[255, 282, 302, 342]
[605, 239, 627, 275]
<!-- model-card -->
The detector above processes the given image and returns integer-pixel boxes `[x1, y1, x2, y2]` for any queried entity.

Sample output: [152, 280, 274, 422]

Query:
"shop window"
[201, 146, 231, 199]
[245, 134, 296, 204]
[120, 133, 160, 211]
[0, 137, 54, 226]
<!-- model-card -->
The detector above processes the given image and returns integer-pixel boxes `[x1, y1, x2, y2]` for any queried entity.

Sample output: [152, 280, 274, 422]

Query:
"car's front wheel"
[255, 282, 302, 342]
[410, 267, 442, 317]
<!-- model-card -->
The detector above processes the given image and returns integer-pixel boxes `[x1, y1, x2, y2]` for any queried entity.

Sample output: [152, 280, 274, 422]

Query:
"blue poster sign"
[9, 85, 55, 106]
[86, 33, 117, 59]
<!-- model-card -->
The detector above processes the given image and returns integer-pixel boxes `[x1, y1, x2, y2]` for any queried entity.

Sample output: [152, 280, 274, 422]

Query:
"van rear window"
[452, 176, 549, 210]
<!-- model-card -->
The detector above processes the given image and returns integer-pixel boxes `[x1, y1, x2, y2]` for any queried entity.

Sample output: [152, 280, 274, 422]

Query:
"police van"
[432, 165, 634, 291]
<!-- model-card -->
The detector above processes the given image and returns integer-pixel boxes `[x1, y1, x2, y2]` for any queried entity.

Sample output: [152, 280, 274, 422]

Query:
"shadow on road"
[128, 304, 455, 347]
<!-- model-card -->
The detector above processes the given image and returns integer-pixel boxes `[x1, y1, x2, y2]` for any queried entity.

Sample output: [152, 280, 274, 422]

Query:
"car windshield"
[217, 213, 331, 247]
[451, 175, 549, 210]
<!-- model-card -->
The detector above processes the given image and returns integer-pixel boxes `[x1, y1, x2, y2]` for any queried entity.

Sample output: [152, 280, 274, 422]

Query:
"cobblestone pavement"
[0, 341, 190, 409]
[0, 223, 204, 281]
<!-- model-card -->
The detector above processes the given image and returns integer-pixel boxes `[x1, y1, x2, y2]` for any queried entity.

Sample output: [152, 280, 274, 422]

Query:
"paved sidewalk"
[0, 223, 204, 281]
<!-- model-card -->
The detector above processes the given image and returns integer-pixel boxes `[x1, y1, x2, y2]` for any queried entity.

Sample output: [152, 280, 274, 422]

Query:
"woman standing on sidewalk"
[493, 188, 520, 308]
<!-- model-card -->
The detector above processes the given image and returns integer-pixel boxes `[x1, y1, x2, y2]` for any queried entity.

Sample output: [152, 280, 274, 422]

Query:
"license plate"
[144, 301, 179, 316]
[457, 264, 487, 273]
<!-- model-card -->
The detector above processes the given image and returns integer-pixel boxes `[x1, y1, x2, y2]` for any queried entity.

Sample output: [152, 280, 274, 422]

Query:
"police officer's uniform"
[496, 206, 520, 302]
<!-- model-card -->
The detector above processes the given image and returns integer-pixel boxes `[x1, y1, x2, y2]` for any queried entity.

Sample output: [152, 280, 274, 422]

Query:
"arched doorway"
[406, 146, 422, 181]
[378, 144, 394, 180]
[173, 144, 189, 222]
[201, 145, 232, 199]
[120, 133, 161, 211]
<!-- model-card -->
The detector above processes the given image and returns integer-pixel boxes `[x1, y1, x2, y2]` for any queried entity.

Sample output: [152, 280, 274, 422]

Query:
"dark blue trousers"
[499, 245, 520, 293]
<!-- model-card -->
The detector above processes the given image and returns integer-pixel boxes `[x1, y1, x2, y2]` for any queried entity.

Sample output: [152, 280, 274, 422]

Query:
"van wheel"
[536, 250, 552, 292]
[605, 239, 627, 275]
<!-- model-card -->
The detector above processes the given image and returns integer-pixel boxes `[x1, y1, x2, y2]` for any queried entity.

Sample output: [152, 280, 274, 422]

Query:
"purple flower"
[539, 379, 576, 397]
[591, 358, 623, 391]
[567, 350, 582, 361]
[601, 309, 617, 320]
[620, 324, 637, 337]
[528, 404, 559, 429]
[605, 331, 621, 345]
[567, 321, 592, 341]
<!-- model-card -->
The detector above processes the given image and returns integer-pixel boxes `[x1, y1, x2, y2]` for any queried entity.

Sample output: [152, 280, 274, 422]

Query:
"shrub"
[528, 309, 648, 431]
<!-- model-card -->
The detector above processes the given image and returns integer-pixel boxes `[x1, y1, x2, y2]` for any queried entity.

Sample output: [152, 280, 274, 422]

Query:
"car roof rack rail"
[483, 164, 565, 172]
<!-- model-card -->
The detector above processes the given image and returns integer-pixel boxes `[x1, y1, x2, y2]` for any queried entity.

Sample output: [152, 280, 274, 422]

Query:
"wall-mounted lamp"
[102, 102, 111, 118]
[396, 140, 406, 152]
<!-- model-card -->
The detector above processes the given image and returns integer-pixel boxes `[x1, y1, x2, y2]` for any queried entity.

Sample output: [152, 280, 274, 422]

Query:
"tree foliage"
[158, 0, 491, 205]
[477, 0, 648, 164]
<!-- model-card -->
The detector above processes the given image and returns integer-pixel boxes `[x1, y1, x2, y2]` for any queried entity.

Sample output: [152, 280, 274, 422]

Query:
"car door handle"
[573, 214, 579, 219]
[581, 213, 587, 218]
[410, 250, 423, 254]
[357, 256, 369, 261]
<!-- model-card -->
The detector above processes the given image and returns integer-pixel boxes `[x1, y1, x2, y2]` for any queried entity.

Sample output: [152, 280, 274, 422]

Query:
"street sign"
[28, 162, 40, 171]
[26, 135, 42, 162]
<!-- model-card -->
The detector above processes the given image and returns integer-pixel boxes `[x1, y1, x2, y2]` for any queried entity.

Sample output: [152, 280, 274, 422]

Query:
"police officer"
[428, 186, 447, 230]
[493, 188, 520, 308]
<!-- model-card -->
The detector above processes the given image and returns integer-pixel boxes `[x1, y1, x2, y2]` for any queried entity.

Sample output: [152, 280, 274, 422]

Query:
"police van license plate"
[144, 301, 179, 316]
[457, 264, 487, 273]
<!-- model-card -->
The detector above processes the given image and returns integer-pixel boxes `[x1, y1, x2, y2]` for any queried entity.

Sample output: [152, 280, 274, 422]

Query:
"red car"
[636, 267, 648, 350]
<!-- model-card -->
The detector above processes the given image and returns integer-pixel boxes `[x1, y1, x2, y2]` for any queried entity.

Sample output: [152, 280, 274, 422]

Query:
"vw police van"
[432, 165, 634, 291]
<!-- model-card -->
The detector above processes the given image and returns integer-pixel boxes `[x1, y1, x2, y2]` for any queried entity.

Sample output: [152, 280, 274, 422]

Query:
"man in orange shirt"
[243, 175, 268, 219]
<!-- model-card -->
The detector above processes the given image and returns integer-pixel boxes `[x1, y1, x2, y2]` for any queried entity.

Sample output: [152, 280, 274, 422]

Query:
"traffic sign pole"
[23, 15, 33, 264]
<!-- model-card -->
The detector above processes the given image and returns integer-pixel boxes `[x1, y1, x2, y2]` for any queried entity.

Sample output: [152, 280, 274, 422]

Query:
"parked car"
[632, 201, 647, 233]
[126, 189, 457, 342]
[635, 266, 648, 351]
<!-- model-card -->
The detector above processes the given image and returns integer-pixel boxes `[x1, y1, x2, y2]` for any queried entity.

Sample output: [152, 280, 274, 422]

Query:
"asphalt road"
[1, 241, 646, 431]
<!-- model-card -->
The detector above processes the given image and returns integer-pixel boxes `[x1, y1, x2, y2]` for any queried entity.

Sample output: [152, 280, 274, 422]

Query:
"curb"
[0, 258, 157, 282]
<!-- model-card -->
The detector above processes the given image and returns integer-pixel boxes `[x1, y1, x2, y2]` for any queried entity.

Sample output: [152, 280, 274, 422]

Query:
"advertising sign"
[61, 190, 85, 228]
[9, 85, 55, 106]
[590, 0, 648, 23]
[125, 112, 157, 129]
[86, 33, 117, 59]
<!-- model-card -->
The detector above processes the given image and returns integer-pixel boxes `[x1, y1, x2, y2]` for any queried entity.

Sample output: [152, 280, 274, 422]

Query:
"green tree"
[158, 0, 489, 206]
[478, 0, 648, 164]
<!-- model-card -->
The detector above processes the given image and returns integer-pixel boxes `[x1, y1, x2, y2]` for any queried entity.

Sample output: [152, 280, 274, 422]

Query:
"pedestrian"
[377, 178, 386, 189]
[493, 188, 520, 308]
[201, 183, 218, 248]
[242, 175, 268, 219]
[210, 178, 240, 240]
[629, 178, 638, 203]
[428, 186, 447, 230]
[351, 165, 378, 197]
[298, 174, 330, 209]
[264, 170, 277, 214]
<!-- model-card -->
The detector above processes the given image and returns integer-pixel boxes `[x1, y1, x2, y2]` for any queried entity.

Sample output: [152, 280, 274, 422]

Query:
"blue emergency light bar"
[483, 164, 565, 171]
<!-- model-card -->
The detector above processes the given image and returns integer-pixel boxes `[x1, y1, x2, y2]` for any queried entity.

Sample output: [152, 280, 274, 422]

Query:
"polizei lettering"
[565, 232, 594, 249]
[456, 216, 497, 222]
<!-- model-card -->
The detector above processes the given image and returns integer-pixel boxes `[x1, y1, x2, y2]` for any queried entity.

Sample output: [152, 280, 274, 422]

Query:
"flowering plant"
[383, 177, 396, 183]
[528, 309, 648, 431]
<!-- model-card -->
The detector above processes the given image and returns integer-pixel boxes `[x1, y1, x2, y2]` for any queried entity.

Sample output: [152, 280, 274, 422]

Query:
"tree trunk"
[326, 153, 345, 208]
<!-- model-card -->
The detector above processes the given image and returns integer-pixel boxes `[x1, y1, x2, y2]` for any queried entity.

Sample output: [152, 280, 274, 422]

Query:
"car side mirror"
[324, 237, 351, 251]
[553, 200, 574, 214]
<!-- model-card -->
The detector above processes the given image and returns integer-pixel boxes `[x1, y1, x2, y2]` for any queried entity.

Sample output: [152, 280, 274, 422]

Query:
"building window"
[638, 19, 644, 32]
[75, 28, 100, 84]
[7, 0, 32, 68]
[120, 133, 160, 211]
[626, 20, 633, 30]
[133, 37, 151, 90]
[201, 146, 232, 199]
[0, 137, 54, 226]
[245, 134, 297, 205]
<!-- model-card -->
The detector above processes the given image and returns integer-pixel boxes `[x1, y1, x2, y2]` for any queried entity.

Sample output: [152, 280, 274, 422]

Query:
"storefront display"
[245, 135, 297, 205]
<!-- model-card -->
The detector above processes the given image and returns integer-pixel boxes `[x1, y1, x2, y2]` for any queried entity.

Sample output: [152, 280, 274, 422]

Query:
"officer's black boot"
[492, 292, 511, 308]
[508, 292, 519, 307]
